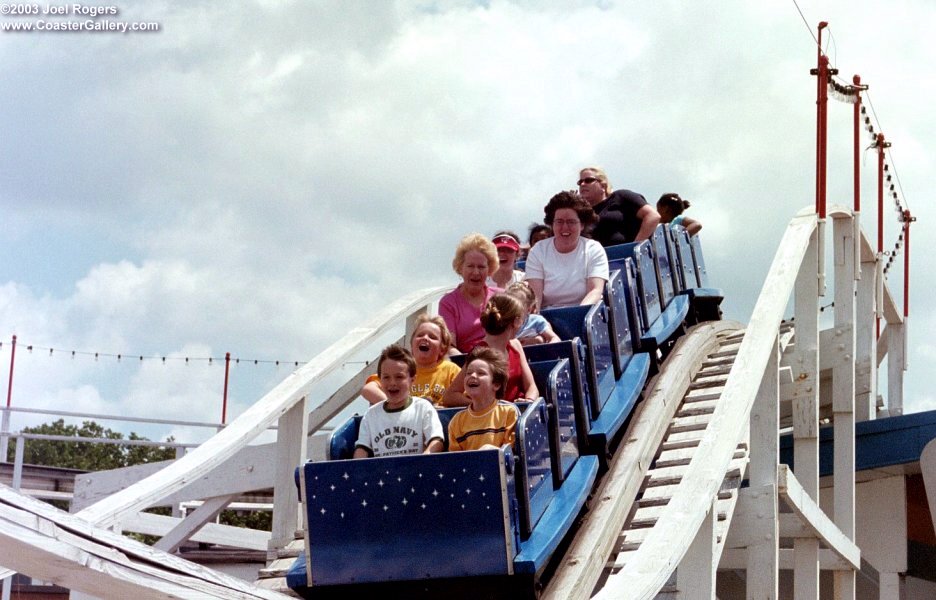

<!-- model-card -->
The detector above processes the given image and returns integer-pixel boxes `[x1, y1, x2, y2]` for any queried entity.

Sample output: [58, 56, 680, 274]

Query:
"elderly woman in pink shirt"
[438, 233, 500, 353]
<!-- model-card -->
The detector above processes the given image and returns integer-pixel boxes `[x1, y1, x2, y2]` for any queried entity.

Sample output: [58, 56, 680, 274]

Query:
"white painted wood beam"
[728, 504, 815, 548]
[832, 212, 857, 600]
[152, 493, 238, 553]
[778, 466, 861, 571]
[886, 321, 905, 416]
[306, 350, 388, 434]
[678, 499, 716, 600]
[0, 501, 287, 599]
[72, 443, 278, 513]
[271, 398, 307, 548]
[543, 320, 741, 600]
[746, 334, 780, 600]
[856, 241, 878, 422]
[792, 226, 820, 600]
[881, 284, 902, 326]
[0, 485, 288, 599]
[593, 211, 817, 600]
[720, 548, 853, 571]
[75, 285, 450, 529]
[120, 510, 270, 551]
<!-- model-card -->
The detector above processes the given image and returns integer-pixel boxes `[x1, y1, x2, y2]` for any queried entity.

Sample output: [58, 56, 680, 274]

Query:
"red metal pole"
[814, 22, 828, 216]
[5, 335, 16, 408]
[904, 211, 912, 318]
[222, 352, 231, 425]
[818, 54, 829, 219]
[853, 75, 862, 213]
[815, 25, 823, 214]
[876, 133, 886, 253]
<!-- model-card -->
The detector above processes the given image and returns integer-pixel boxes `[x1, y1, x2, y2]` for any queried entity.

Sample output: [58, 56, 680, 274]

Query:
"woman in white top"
[524, 191, 609, 310]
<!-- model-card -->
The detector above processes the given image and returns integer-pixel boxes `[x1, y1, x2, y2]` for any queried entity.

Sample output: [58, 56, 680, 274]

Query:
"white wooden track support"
[0, 484, 291, 599]
[547, 206, 885, 599]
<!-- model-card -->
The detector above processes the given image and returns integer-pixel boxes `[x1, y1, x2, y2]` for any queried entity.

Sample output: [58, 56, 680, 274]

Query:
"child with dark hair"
[528, 223, 552, 248]
[521, 223, 552, 260]
[447, 346, 519, 452]
[353, 344, 444, 458]
[657, 193, 702, 236]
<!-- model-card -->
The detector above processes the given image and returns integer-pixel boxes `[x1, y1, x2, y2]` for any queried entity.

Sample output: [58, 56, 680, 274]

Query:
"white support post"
[879, 573, 899, 600]
[12, 437, 24, 490]
[887, 322, 905, 416]
[832, 213, 857, 600]
[3, 437, 25, 600]
[746, 335, 780, 600]
[817, 218, 827, 296]
[270, 396, 308, 549]
[856, 246, 878, 421]
[677, 498, 716, 600]
[0, 408, 9, 462]
[171, 446, 185, 520]
[792, 228, 820, 600]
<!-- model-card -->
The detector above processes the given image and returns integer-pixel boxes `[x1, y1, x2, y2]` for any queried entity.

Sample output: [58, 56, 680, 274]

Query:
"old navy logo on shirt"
[374, 426, 419, 451]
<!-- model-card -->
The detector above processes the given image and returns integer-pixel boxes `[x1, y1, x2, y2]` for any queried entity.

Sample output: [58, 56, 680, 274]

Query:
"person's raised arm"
[540, 321, 560, 343]
[360, 378, 387, 405]
[633, 204, 661, 241]
[441, 369, 471, 406]
[682, 216, 702, 236]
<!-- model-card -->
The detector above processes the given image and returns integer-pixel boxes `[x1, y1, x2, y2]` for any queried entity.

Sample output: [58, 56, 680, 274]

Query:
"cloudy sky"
[1, 0, 933, 443]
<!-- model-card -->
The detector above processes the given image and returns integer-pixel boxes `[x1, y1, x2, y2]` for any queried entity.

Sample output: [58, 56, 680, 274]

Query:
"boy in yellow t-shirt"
[448, 346, 518, 452]
[360, 315, 467, 406]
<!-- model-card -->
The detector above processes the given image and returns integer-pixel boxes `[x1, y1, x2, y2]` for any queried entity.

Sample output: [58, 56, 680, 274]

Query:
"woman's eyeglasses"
[577, 177, 599, 186]
[552, 219, 581, 227]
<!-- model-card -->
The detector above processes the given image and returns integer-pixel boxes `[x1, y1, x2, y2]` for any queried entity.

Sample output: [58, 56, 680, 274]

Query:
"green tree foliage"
[7, 419, 176, 470]
[8, 420, 270, 538]
[220, 509, 273, 532]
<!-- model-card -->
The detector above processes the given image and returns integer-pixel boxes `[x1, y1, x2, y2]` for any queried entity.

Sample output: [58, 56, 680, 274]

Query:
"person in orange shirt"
[361, 315, 468, 407]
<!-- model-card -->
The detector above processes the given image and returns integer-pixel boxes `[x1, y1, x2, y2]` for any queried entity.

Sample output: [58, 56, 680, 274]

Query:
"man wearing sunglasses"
[577, 166, 660, 247]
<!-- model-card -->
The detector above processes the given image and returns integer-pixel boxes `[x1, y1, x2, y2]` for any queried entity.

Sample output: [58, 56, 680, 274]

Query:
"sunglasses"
[577, 177, 599, 186]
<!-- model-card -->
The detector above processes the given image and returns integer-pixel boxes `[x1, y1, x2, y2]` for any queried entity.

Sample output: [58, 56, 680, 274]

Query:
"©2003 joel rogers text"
[0, 4, 161, 33]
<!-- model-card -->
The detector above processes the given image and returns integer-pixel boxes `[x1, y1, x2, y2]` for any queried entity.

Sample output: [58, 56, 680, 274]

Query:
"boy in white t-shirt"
[353, 344, 444, 458]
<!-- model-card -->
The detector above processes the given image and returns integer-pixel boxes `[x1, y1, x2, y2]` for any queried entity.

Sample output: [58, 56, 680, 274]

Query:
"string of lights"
[0, 340, 310, 368]
[825, 67, 912, 278]
[883, 222, 908, 277]
[828, 74, 911, 217]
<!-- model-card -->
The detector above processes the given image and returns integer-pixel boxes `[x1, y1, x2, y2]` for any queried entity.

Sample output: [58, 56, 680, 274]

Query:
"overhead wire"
[790, 0, 914, 280]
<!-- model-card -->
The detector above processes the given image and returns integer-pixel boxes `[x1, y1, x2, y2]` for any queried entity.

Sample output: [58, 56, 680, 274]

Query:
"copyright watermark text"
[1, 4, 160, 34]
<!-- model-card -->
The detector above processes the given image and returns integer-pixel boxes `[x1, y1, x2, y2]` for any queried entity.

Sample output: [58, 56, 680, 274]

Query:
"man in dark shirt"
[577, 166, 660, 247]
